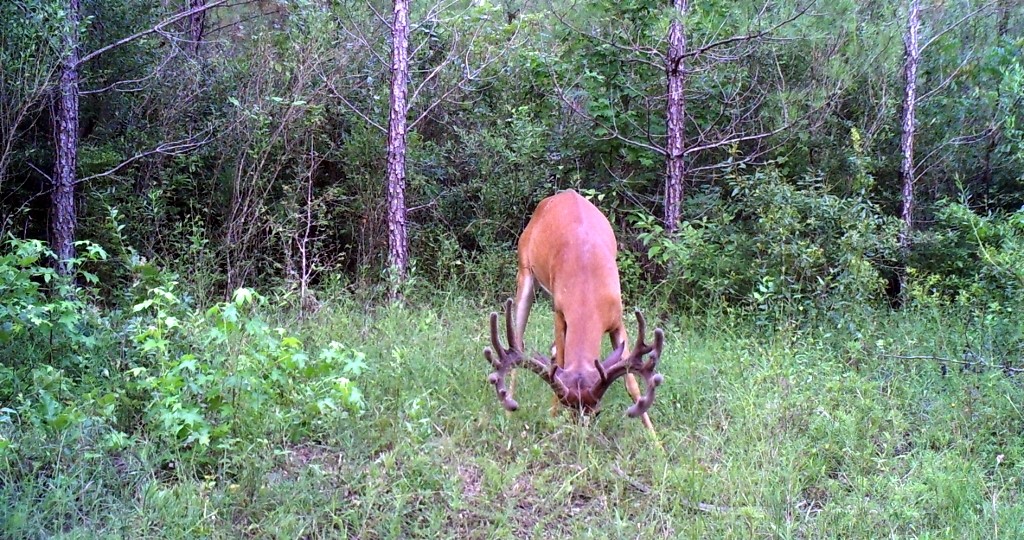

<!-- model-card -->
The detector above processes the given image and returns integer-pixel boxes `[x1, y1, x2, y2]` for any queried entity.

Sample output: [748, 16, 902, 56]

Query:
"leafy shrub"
[631, 167, 899, 314]
[0, 238, 110, 379]
[908, 201, 1024, 363]
[126, 285, 366, 456]
[910, 200, 1024, 306]
[0, 238, 366, 471]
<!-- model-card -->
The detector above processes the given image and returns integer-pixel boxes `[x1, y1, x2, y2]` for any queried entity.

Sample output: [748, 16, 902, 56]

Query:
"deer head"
[484, 299, 664, 417]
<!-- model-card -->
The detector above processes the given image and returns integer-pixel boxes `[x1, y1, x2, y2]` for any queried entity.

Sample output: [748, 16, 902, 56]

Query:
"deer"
[483, 190, 665, 431]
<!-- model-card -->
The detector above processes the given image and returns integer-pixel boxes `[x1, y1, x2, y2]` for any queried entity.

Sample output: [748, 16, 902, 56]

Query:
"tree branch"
[915, 46, 979, 105]
[883, 353, 1024, 374]
[80, 48, 180, 95]
[76, 132, 213, 184]
[321, 66, 387, 133]
[674, 2, 813, 71]
[76, 0, 229, 67]
[919, 1, 997, 54]
[548, 67, 667, 156]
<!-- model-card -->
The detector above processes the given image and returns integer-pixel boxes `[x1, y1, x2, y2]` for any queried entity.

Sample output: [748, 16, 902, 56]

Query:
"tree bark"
[664, 0, 688, 234]
[898, 0, 921, 301]
[188, 0, 206, 55]
[996, 0, 1010, 37]
[385, 0, 410, 298]
[981, 0, 1010, 209]
[53, 0, 81, 276]
[981, 124, 997, 209]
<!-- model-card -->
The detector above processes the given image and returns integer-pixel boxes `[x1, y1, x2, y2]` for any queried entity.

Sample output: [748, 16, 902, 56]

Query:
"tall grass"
[3, 293, 1023, 538]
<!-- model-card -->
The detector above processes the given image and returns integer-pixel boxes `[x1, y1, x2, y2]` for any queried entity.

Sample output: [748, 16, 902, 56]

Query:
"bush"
[125, 286, 366, 456]
[0, 238, 366, 471]
[631, 166, 899, 315]
[910, 200, 1024, 307]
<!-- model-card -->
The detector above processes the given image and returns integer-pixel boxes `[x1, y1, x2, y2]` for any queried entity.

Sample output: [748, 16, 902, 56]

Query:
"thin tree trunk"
[981, 125, 996, 210]
[996, 0, 1010, 37]
[53, 0, 81, 276]
[664, 0, 687, 234]
[188, 0, 206, 55]
[982, 0, 1010, 210]
[385, 0, 410, 298]
[898, 0, 921, 302]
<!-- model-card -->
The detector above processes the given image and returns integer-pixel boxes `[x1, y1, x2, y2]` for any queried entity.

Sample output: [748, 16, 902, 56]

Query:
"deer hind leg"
[612, 326, 655, 433]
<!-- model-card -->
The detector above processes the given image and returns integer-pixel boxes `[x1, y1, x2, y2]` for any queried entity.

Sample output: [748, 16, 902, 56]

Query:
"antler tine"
[485, 310, 504, 369]
[594, 309, 665, 418]
[483, 300, 522, 411]
[632, 309, 654, 357]
[626, 326, 664, 418]
[504, 298, 515, 350]
[484, 299, 569, 410]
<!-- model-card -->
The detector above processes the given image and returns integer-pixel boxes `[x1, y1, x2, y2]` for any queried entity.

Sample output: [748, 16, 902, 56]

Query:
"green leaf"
[133, 299, 154, 312]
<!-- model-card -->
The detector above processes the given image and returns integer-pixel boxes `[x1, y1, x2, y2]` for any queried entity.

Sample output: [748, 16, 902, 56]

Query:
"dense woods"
[1, 0, 1020, 305]
[2, 0, 1024, 536]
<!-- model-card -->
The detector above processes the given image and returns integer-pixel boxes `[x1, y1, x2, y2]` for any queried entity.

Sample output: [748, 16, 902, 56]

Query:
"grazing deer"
[483, 190, 664, 430]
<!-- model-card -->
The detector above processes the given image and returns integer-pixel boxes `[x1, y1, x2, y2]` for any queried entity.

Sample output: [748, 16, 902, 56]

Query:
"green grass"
[3, 296, 1024, 538]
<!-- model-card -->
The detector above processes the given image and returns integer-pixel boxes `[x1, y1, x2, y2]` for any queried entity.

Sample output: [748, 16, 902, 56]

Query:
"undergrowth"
[2, 238, 1024, 538]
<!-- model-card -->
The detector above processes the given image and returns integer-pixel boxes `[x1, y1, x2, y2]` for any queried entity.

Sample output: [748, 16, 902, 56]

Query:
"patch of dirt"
[457, 463, 482, 499]
[797, 485, 830, 515]
[266, 442, 345, 485]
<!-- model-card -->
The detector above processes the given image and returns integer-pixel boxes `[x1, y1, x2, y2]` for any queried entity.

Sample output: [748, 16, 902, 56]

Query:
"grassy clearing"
[3, 295, 1024, 538]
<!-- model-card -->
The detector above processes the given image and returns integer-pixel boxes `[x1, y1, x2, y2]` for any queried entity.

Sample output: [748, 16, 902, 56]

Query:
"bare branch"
[548, 66, 666, 156]
[675, 3, 813, 71]
[919, 1, 997, 54]
[338, 11, 389, 67]
[206, 8, 282, 36]
[549, 3, 663, 70]
[76, 132, 214, 184]
[363, 0, 390, 28]
[408, 31, 462, 109]
[883, 353, 1024, 374]
[81, 48, 180, 95]
[26, 162, 54, 183]
[915, 50, 975, 105]
[77, 0, 229, 67]
[321, 66, 387, 132]
[684, 120, 792, 156]
[409, 18, 523, 129]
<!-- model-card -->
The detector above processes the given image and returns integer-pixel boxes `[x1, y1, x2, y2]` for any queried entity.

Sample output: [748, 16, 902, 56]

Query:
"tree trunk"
[897, 0, 921, 302]
[385, 0, 410, 298]
[997, 0, 1010, 37]
[664, 0, 688, 234]
[982, 0, 1010, 210]
[53, 0, 81, 276]
[188, 0, 206, 55]
[981, 125, 997, 210]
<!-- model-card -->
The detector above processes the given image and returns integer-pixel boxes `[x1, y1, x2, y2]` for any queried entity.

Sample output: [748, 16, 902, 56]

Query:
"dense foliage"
[2, 0, 1024, 536]
[0, 238, 366, 462]
[1, 0, 1021, 305]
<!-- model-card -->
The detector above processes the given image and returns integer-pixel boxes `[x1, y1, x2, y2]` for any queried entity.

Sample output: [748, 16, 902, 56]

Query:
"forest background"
[2, 0, 1024, 537]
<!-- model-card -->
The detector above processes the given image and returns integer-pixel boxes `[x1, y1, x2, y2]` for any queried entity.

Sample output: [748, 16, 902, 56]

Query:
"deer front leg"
[550, 309, 567, 417]
[508, 270, 536, 407]
[513, 270, 536, 352]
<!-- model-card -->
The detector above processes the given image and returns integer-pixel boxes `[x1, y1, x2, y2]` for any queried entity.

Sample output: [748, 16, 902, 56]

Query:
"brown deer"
[483, 190, 664, 430]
